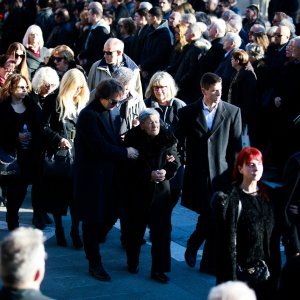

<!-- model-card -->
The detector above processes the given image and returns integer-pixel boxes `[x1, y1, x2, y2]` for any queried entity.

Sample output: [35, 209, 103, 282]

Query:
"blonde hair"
[145, 71, 178, 99]
[22, 25, 44, 48]
[57, 69, 89, 121]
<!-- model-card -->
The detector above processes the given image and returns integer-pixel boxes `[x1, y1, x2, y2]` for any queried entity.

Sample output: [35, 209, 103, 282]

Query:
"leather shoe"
[184, 247, 197, 268]
[151, 272, 169, 284]
[89, 265, 111, 281]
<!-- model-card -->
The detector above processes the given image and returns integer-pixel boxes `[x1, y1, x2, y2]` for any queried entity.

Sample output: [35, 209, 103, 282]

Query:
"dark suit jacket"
[73, 99, 128, 223]
[176, 100, 242, 213]
[0, 286, 54, 300]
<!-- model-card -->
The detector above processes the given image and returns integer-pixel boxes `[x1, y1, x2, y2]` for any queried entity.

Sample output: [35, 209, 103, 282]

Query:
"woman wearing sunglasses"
[6, 42, 30, 81]
[0, 74, 41, 231]
[47, 44, 87, 80]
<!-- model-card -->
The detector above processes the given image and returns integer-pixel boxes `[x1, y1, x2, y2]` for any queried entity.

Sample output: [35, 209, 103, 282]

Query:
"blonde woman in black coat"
[123, 108, 180, 283]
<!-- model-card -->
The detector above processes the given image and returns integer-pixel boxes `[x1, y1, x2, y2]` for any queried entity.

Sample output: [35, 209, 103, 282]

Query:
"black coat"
[176, 100, 242, 213]
[213, 185, 275, 298]
[122, 125, 180, 214]
[0, 96, 43, 182]
[73, 99, 128, 223]
[227, 63, 257, 134]
[140, 20, 172, 75]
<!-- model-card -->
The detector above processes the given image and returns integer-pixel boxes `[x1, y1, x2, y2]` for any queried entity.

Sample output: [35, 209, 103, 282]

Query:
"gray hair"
[245, 42, 265, 60]
[145, 71, 178, 99]
[0, 227, 46, 287]
[112, 66, 134, 86]
[224, 32, 242, 49]
[211, 18, 227, 38]
[227, 14, 242, 33]
[208, 281, 257, 300]
[22, 25, 44, 48]
[279, 18, 295, 35]
[139, 108, 160, 123]
[31, 67, 60, 93]
[181, 13, 197, 25]
[189, 22, 204, 39]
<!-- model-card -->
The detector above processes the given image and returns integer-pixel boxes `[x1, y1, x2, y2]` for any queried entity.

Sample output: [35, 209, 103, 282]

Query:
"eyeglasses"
[53, 56, 64, 62]
[107, 98, 120, 107]
[17, 85, 29, 90]
[275, 34, 283, 37]
[153, 86, 167, 91]
[15, 53, 25, 59]
[103, 50, 117, 56]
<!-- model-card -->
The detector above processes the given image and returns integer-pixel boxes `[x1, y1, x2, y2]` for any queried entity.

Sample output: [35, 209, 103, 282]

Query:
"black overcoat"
[176, 100, 242, 213]
[73, 99, 128, 224]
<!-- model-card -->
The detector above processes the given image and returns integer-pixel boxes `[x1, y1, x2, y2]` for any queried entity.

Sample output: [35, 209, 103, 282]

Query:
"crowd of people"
[0, 0, 299, 299]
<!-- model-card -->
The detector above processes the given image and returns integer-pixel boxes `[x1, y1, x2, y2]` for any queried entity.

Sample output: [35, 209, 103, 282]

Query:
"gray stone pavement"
[0, 187, 216, 300]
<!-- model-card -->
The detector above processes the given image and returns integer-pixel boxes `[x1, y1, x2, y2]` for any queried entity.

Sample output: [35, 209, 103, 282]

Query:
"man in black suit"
[176, 72, 242, 274]
[73, 79, 139, 281]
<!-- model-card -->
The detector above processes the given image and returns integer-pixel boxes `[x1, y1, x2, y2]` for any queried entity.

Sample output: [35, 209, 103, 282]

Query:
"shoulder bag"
[0, 148, 20, 183]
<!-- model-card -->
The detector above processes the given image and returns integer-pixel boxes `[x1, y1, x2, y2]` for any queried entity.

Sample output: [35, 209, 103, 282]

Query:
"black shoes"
[184, 246, 198, 268]
[55, 228, 67, 247]
[70, 228, 83, 249]
[89, 264, 111, 281]
[151, 272, 170, 284]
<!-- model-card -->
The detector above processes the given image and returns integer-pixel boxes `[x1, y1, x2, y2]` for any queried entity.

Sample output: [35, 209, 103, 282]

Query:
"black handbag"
[237, 259, 270, 285]
[43, 148, 73, 180]
[0, 147, 20, 181]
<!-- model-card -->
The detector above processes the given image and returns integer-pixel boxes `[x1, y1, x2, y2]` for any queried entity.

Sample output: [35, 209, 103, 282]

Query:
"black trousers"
[124, 197, 172, 273]
[82, 220, 115, 267]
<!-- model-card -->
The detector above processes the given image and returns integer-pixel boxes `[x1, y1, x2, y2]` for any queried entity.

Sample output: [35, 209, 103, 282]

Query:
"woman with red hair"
[213, 147, 276, 300]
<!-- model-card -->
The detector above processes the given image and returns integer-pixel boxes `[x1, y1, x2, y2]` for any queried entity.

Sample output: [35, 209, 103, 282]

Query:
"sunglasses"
[107, 98, 120, 107]
[275, 34, 283, 37]
[53, 56, 64, 62]
[15, 53, 25, 59]
[17, 85, 29, 90]
[103, 50, 117, 56]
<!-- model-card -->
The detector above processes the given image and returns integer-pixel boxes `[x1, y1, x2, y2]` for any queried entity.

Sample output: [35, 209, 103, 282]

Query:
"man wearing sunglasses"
[88, 37, 143, 101]
[73, 78, 139, 282]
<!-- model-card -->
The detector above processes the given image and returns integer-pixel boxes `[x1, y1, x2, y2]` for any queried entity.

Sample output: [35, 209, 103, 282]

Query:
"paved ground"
[0, 187, 216, 300]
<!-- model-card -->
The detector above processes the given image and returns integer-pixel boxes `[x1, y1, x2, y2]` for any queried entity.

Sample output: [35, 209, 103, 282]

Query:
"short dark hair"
[149, 6, 163, 19]
[95, 78, 124, 100]
[136, 8, 149, 17]
[247, 5, 259, 15]
[200, 72, 222, 90]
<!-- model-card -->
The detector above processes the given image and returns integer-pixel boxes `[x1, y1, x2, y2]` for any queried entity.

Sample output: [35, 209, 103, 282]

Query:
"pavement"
[0, 187, 216, 300]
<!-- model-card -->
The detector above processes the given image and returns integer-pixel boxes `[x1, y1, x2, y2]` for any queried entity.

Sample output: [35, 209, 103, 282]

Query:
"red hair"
[233, 147, 263, 181]
[233, 147, 269, 200]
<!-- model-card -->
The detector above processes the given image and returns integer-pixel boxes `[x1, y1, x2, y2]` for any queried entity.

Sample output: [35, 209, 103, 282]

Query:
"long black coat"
[176, 100, 242, 213]
[73, 99, 128, 224]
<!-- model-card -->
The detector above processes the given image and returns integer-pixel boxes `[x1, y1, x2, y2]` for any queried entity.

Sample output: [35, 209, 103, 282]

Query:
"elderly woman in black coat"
[122, 108, 180, 283]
